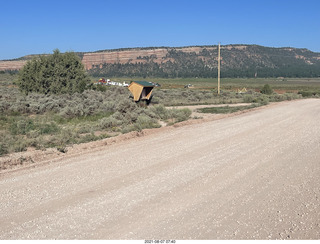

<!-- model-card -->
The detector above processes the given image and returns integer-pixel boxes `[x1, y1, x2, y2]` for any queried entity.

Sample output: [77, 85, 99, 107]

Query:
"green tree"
[17, 49, 90, 95]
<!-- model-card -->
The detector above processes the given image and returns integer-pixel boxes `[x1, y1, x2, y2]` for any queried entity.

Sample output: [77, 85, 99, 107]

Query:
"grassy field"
[1, 73, 318, 156]
[106, 77, 320, 92]
[198, 104, 259, 114]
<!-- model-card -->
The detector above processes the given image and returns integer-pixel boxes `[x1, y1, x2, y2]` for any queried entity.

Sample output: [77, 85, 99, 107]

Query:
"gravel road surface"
[0, 99, 320, 240]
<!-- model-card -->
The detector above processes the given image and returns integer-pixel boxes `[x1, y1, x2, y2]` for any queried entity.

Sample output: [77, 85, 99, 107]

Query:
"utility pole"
[217, 42, 221, 95]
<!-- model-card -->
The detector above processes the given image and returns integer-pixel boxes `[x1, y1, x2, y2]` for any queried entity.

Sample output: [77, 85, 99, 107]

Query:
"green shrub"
[142, 108, 158, 119]
[59, 107, 77, 118]
[149, 105, 169, 120]
[10, 118, 35, 135]
[0, 132, 16, 155]
[298, 90, 319, 97]
[243, 94, 255, 103]
[116, 99, 138, 113]
[260, 84, 273, 95]
[17, 49, 90, 95]
[52, 128, 78, 149]
[100, 116, 122, 129]
[0, 143, 8, 156]
[124, 110, 140, 123]
[121, 124, 136, 134]
[135, 115, 160, 130]
[37, 122, 59, 135]
[9, 117, 60, 151]
[112, 111, 125, 121]
[256, 95, 269, 105]
[78, 133, 101, 144]
[171, 108, 192, 122]
[0, 133, 9, 156]
[283, 93, 301, 100]
[95, 84, 107, 92]
[13, 139, 27, 152]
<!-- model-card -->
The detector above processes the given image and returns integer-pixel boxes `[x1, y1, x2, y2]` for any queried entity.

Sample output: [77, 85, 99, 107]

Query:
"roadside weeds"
[0, 101, 284, 174]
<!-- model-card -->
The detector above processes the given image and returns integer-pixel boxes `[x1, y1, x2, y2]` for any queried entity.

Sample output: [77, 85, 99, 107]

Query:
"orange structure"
[128, 81, 155, 102]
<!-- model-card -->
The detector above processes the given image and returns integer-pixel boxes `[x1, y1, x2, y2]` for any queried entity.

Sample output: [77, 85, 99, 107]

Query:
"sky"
[0, 0, 319, 60]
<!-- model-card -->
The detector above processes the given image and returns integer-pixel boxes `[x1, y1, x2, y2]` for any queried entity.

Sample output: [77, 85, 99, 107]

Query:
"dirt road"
[1, 99, 320, 240]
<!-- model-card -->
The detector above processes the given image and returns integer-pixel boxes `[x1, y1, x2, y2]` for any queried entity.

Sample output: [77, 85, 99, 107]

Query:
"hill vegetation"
[88, 45, 320, 78]
[2, 45, 320, 78]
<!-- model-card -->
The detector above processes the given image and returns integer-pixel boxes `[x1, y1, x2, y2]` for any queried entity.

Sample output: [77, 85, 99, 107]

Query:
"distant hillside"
[1, 44, 320, 78]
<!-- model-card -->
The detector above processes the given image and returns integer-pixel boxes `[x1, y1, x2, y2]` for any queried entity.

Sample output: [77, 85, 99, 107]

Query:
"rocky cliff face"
[0, 60, 27, 71]
[82, 48, 169, 69]
[0, 46, 215, 71]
